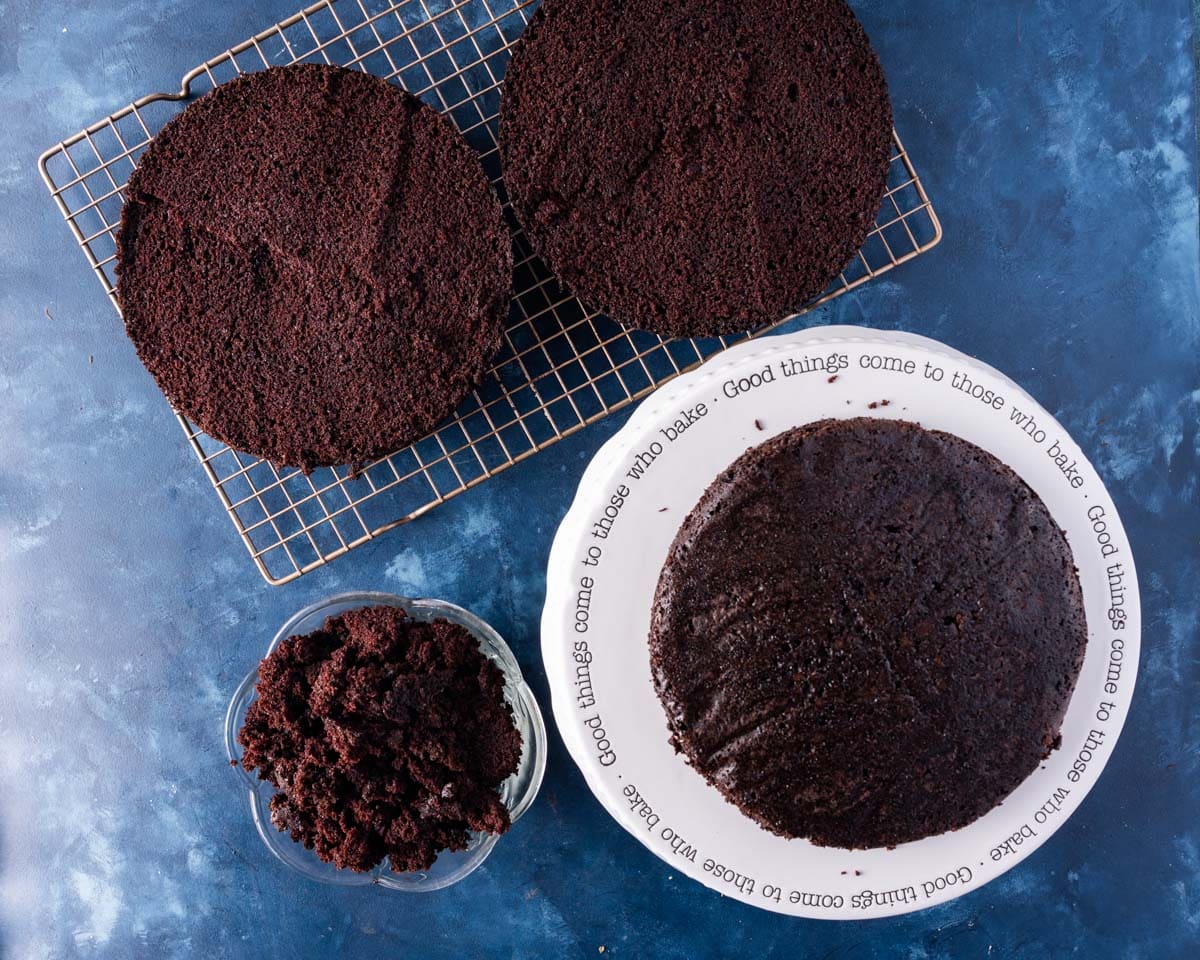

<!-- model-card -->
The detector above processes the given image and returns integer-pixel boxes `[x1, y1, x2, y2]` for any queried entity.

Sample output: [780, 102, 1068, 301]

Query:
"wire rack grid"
[38, 0, 942, 585]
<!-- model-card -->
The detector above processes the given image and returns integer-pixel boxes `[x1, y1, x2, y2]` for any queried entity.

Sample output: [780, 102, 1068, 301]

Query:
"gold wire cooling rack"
[39, 0, 942, 585]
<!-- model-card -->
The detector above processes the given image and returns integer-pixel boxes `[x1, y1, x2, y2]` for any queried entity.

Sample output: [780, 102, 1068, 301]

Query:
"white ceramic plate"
[541, 326, 1139, 918]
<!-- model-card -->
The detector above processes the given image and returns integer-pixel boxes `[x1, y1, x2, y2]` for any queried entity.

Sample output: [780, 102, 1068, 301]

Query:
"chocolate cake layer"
[499, 0, 893, 338]
[117, 64, 511, 470]
[649, 418, 1087, 848]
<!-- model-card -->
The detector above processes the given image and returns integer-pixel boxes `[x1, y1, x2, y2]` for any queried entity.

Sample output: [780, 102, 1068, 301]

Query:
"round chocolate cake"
[238, 605, 522, 873]
[649, 418, 1087, 848]
[117, 64, 511, 470]
[498, 0, 893, 338]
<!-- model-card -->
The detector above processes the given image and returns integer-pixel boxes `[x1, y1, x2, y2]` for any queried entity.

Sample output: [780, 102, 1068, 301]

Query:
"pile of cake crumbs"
[238, 604, 522, 872]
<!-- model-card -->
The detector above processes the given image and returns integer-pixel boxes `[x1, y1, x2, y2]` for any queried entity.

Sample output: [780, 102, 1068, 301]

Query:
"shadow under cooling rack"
[39, 0, 942, 584]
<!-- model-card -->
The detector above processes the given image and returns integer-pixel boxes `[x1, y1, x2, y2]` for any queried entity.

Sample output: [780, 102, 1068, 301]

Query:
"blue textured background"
[2, 0, 1198, 956]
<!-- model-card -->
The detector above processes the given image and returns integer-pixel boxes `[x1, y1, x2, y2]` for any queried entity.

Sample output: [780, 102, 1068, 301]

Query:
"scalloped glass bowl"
[224, 591, 547, 891]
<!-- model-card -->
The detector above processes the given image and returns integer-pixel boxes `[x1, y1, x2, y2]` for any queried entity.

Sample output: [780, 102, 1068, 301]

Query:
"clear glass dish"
[224, 591, 547, 892]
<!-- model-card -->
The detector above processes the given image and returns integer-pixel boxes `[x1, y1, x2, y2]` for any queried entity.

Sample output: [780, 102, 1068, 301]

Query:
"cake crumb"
[238, 605, 521, 873]
[754, 419, 764, 431]
[827, 374, 838, 383]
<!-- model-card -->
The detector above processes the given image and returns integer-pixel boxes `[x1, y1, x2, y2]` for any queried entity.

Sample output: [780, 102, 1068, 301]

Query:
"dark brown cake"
[238, 605, 522, 873]
[649, 418, 1087, 848]
[117, 64, 511, 470]
[498, 0, 893, 338]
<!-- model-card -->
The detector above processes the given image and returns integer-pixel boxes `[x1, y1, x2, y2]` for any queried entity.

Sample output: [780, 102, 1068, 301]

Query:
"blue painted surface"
[1, 0, 1198, 956]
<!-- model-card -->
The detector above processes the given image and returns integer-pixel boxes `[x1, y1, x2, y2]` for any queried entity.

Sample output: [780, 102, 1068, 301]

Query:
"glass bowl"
[224, 591, 547, 891]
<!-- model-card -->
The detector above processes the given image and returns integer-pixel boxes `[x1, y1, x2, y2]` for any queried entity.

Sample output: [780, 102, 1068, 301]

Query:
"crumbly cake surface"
[500, 0, 893, 337]
[117, 64, 511, 469]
